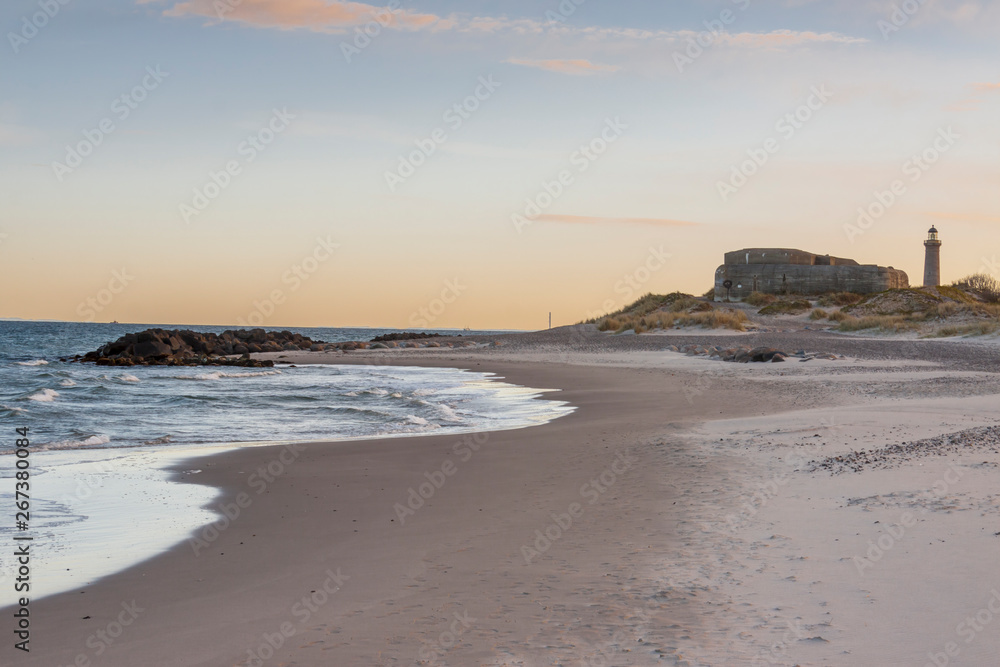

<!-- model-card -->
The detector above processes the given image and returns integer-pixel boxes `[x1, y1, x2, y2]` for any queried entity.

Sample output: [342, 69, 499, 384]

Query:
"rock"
[748, 347, 783, 362]
[771, 354, 786, 362]
[133, 340, 172, 358]
[370, 332, 447, 343]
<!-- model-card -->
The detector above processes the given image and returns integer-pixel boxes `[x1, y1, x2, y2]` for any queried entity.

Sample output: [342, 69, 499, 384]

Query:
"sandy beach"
[10, 327, 1000, 666]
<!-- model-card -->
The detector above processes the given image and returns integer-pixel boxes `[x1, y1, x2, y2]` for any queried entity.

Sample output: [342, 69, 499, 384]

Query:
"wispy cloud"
[506, 58, 619, 76]
[536, 214, 699, 228]
[0, 123, 45, 146]
[150, 0, 867, 50]
[158, 0, 440, 32]
[947, 80, 1000, 111]
[971, 81, 1000, 92]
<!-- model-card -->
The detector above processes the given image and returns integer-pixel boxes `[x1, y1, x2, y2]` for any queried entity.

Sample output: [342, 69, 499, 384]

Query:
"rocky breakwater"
[665, 344, 846, 364]
[72, 328, 327, 367]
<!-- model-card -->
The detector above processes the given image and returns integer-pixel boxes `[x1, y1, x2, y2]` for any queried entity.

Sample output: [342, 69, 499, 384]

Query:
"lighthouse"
[923, 226, 941, 287]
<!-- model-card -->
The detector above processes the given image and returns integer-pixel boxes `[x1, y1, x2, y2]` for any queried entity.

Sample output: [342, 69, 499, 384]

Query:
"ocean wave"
[28, 389, 59, 402]
[1, 404, 26, 414]
[144, 435, 174, 445]
[436, 404, 463, 422]
[333, 405, 394, 418]
[405, 415, 431, 426]
[35, 434, 111, 450]
[119, 374, 141, 383]
[188, 370, 284, 381]
[16, 359, 49, 366]
[59, 379, 77, 387]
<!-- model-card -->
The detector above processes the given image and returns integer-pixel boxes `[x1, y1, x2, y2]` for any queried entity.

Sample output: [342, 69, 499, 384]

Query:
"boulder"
[133, 340, 172, 358]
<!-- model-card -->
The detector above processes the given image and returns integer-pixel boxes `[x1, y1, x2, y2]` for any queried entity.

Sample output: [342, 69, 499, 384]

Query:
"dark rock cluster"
[665, 344, 845, 363]
[370, 332, 447, 343]
[72, 328, 326, 367]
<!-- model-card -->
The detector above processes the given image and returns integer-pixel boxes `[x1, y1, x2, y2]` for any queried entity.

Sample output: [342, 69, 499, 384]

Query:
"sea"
[0, 321, 573, 599]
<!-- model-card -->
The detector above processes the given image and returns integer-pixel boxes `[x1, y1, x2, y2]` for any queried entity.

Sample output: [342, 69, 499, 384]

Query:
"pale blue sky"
[1, 0, 998, 327]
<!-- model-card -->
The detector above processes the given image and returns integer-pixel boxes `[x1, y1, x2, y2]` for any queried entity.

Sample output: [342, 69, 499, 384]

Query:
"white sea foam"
[37, 434, 112, 450]
[119, 374, 141, 383]
[59, 379, 77, 387]
[436, 404, 463, 422]
[405, 415, 431, 426]
[28, 388, 59, 402]
[16, 359, 48, 366]
[190, 370, 283, 381]
[2, 404, 26, 413]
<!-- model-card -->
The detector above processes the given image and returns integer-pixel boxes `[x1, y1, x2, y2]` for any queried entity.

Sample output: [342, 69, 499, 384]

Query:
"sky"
[1, 0, 997, 329]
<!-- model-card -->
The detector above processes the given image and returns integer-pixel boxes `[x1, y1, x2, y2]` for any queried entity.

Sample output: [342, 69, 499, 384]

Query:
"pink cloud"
[161, 0, 440, 32]
[506, 58, 619, 76]
[971, 81, 1000, 92]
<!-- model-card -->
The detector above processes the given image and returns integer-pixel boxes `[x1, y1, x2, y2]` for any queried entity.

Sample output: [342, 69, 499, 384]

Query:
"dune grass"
[598, 309, 748, 334]
[588, 292, 748, 333]
[743, 291, 776, 307]
[836, 315, 918, 333]
[758, 299, 812, 315]
[827, 310, 850, 322]
[816, 292, 864, 307]
[924, 322, 1000, 338]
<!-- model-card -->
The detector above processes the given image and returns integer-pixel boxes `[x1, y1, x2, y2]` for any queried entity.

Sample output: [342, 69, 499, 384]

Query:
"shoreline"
[8, 338, 1000, 665]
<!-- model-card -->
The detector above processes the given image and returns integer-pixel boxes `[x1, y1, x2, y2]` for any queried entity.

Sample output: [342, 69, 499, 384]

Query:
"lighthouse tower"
[923, 226, 941, 287]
